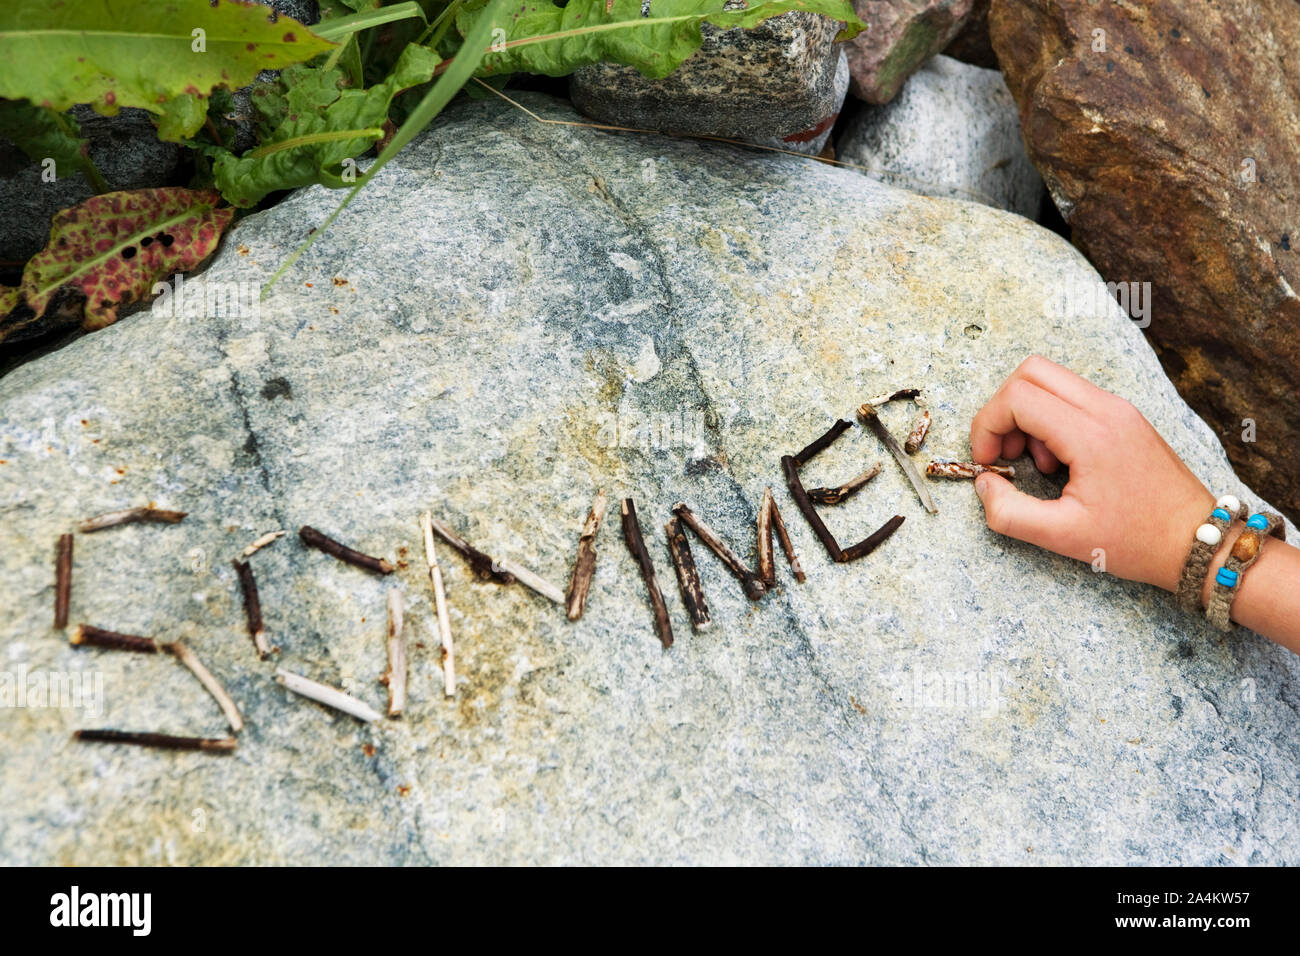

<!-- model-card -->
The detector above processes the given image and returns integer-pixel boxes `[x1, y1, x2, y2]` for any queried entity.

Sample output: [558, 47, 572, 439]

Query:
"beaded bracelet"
[1205, 511, 1287, 632]
[1176, 495, 1247, 613]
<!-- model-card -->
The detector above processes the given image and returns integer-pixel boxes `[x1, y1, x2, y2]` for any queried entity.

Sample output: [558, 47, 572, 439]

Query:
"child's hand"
[969, 356, 1215, 590]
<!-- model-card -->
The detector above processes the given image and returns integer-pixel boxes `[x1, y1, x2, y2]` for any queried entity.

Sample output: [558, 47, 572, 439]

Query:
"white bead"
[1216, 494, 1241, 514]
[1196, 523, 1222, 546]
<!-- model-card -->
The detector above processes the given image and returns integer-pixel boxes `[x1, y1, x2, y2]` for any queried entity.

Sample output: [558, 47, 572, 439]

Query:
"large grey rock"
[845, 0, 974, 104]
[570, 13, 846, 151]
[837, 55, 1042, 218]
[1, 93, 1297, 866]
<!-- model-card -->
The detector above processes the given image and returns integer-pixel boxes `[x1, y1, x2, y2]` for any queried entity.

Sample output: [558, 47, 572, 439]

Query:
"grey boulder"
[0, 93, 1295, 865]
[570, 13, 847, 151]
[837, 55, 1042, 218]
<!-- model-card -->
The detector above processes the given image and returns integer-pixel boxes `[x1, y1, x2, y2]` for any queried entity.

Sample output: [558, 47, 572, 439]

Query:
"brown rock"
[943, 0, 996, 69]
[990, 0, 1300, 520]
[845, 0, 975, 104]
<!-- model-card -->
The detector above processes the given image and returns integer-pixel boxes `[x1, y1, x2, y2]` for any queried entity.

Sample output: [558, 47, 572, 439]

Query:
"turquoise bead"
[1212, 508, 1231, 522]
[1247, 514, 1269, 530]
[1216, 567, 1239, 587]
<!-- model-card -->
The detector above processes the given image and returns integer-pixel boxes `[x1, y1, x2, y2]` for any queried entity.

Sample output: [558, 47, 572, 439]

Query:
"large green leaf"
[19, 187, 234, 330]
[454, 0, 864, 79]
[0, 0, 334, 136]
[208, 43, 441, 206]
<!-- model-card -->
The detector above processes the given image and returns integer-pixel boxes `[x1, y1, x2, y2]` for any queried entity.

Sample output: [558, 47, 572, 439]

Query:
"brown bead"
[1231, 530, 1261, 563]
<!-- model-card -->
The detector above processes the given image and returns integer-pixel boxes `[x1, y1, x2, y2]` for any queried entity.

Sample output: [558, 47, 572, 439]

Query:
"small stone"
[1194, 523, 1222, 546]
[1231, 531, 1261, 562]
[1215, 494, 1241, 514]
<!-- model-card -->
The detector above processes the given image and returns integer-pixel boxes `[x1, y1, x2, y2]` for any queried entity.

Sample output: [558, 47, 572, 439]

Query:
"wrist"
[1200, 520, 1245, 610]
[1157, 487, 1217, 592]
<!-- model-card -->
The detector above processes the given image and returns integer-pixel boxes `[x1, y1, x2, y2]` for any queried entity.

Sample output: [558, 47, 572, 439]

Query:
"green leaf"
[0, 0, 334, 122]
[265, 0, 512, 292]
[0, 99, 108, 192]
[19, 187, 234, 329]
[454, 0, 865, 79]
[156, 92, 210, 142]
[207, 42, 441, 206]
[313, 1, 427, 41]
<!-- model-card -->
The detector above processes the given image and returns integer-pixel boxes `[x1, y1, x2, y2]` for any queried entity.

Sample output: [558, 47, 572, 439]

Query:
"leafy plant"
[0, 0, 866, 335]
[209, 42, 440, 206]
[0, 1, 333, 140]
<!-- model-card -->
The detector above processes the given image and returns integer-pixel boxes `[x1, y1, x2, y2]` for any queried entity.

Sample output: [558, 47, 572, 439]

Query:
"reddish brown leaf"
[20, 188, 234, 330]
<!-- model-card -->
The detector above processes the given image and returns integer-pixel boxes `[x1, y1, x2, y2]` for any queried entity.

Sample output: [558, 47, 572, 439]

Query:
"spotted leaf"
[20, 188, 235, 330]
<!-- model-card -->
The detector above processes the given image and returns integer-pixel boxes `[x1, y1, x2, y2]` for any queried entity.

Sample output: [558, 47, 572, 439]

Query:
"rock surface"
[990, 0, 1300, 521]
[0, 107, 182, 266]
[1, 93, 1297, 865]
[837, 55, 1042, 218]
[943, 0, 996, 68]
[844, 0, 974, 104]
[570, 13, 846, 150]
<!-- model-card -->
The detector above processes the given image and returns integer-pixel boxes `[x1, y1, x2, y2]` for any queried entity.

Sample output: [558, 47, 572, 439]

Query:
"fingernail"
[974, 475, 990, 500]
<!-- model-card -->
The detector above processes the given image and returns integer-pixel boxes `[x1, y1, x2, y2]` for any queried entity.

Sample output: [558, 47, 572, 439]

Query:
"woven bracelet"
[1205, 511, 1287, 632]
[1176, 495, 1247, 613]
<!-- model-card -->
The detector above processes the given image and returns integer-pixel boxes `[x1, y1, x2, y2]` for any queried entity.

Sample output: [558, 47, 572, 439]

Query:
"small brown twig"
[54, 534, 73, 629]
[162, 641, 244, 734]
[781, 455, 843, 562]
[768, 499, 805, 583]
[419, 513, 456, 699]
[381, 589, 407, 718]
[299, 525, 394, 574]
[757, 488, 776, 589]
[926, 460, 1016, 480]
[425, 516, 513, 584]
[860, 387, 920, 409]
[232, 559, 274, 659]
[840, 515, 906, 563]
[792, 419, 852, 468]
[806, 462, 882, 505]
[78, 507, 187, 533]
[664, 516, 712, 631]
[73, 729, 237, 752]
[566, 491, 608, 621]
[858, 404, 938, 515]
[672, 503, 766, 601]
[904, 410, 932, 454]
[71, 624, 158, 654]
[621, 499, 673, 648]
[240, 530, 285, 557]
